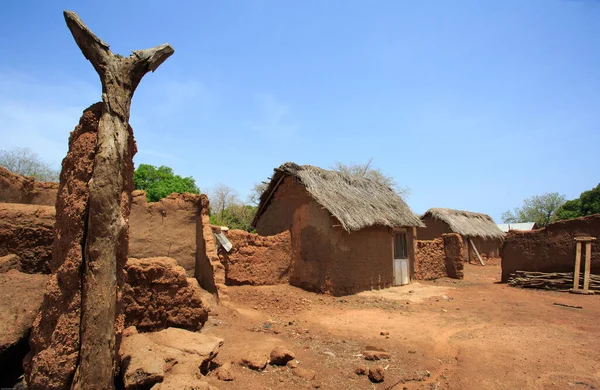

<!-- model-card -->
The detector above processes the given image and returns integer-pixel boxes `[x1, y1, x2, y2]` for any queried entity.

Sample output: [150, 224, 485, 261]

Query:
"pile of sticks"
[508, 271, 600, 292]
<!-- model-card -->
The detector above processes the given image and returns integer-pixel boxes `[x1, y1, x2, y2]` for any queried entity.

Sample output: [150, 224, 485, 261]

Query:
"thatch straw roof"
[421, 208, 505, 239]
[252, 162, 424, 232]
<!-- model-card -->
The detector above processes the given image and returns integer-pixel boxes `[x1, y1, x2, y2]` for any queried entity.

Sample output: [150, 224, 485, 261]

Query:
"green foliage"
[134, 164, 199, 202]
[555, 183, 600, 220]
[502, 192, 566, 227]
[0, 147, 59, 182]
[210, 204, 257, 232]
[555, 199, 582, 221]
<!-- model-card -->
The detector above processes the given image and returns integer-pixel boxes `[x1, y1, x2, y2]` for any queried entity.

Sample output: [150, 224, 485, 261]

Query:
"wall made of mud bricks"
[414, 238, 447, 280]
[501, 214, 600, 282]
[221, 229, 291, 286]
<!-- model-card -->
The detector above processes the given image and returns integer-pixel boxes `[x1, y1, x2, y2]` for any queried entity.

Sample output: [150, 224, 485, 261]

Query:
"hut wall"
[289, 197, 394, 295]
[255, 176, 311, 236]
[467, 236, 501, 259]
[501, 214, 600, 282]
[417, 216, 452, 240]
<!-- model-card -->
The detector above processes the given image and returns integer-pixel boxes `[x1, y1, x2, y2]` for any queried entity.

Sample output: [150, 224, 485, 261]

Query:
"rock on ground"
[363, 346, 391, 361]
[216, 362, 234, 381]
[0, 254, 22, 273]
[0, 271, 49, 388]
[368, 365, 385, 383]
[120, 327, 223, 390]
[239, 352, 268, 371]
[123, 257, 209, 332]
[292, 367, 316, 380]
[269, 346, 295, 366]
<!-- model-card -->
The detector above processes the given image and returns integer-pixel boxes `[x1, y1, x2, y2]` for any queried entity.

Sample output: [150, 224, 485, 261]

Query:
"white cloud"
[250, 93, 298, 139]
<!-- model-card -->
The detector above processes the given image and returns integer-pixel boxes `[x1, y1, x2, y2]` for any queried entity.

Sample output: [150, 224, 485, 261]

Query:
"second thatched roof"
[421, 208, 505, 239]
[252, 162, 424, 232]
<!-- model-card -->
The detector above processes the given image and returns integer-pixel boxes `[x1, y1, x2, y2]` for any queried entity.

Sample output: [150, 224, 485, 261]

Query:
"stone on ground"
[120, 327, 223, 390]
[368, 365, 385, 383]
[269, 346, 295, 366]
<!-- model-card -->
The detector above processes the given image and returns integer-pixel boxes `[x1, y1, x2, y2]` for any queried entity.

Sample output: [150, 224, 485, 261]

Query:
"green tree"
[210, 204, 257, 232]
[502, 192, 566, 227]
[555, 183, 600, 220]
[0, 147, 59, 182]
[134, 164, 200, 202]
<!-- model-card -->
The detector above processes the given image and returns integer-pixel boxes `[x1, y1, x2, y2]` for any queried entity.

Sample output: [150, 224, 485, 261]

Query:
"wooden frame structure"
[571, 236, 596, 294]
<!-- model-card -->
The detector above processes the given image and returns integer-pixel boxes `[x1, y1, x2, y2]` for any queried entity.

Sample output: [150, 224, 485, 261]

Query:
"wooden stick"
[583, 241, 592, 292]
[469, 238, 485, 266]
[573, 241, 582, 291]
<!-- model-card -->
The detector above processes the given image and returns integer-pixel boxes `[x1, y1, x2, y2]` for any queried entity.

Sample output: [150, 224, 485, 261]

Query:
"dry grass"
[422, 208, 505, 239]
[253, 162, 424, 232]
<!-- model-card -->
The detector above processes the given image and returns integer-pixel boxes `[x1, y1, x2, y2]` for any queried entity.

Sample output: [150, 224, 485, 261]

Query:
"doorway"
[393, 231, 409, 286]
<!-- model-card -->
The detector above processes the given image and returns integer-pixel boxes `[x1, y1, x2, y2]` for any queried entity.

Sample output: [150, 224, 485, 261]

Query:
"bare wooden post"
[583, 241, 593, 292]
[468, 238, 485, 266]
[63, 11, 173, 390]
[572, 237, 596, 295]
[573, 241, 582, 291]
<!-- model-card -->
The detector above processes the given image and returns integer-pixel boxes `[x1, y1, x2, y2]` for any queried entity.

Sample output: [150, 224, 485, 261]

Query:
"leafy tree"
[210, 204, 257, 232]
[502, 192, 566, 227]
[332, 158, 410, 198]
[555, 183, 600, 220]
[134, 164, 199, 202]
[0, 147, 59, 182]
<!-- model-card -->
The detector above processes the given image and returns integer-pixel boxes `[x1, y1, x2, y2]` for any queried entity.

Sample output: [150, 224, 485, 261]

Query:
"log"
[508, 271, 600, 292]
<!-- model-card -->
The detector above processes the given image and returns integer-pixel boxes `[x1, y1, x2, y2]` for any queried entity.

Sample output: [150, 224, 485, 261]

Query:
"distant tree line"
[502, 184, 600, 227]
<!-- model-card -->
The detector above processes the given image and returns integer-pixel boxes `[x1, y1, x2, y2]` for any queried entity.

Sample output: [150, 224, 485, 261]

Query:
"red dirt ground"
[200, 262, 600, 389]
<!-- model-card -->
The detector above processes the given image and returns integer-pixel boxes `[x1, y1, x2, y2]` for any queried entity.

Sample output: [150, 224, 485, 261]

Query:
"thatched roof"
[421, 208, 505, 239]
[252, 162, 424, 232]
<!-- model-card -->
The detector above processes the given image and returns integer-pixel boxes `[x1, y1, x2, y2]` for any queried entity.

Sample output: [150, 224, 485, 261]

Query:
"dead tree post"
[63, 11, 173, 389]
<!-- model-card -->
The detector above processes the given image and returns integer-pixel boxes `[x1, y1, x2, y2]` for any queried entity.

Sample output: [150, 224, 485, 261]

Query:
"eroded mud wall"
[221, 229, 291, 286]
[0, 203, 55, 274]
[129, 191, 201, 276]
[501, 214, 600, 282]
[414, 238, 447, 280]
[0, 167, 58, 206]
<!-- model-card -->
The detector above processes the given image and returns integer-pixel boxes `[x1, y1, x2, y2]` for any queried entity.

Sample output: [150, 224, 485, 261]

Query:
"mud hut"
[251, 162, 424, 295]
[419, 208, 505, 261]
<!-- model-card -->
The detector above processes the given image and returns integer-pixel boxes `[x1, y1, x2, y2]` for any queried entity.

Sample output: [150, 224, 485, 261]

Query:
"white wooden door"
[393, 232, 410, 286]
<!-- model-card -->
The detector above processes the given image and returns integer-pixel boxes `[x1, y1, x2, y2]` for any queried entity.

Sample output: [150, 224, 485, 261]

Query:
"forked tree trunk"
[63, 11, 173, 390]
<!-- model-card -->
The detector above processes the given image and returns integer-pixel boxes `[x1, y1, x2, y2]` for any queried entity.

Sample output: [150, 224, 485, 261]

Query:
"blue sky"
[1, 0, 599, 222]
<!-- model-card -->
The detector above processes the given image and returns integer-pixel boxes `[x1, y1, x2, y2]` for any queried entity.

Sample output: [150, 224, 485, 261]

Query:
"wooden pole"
[469, 238, 485, 266]
[63, 11, 174, 390]
[573, 241, 582, 291]
[583, 241, 592, 293]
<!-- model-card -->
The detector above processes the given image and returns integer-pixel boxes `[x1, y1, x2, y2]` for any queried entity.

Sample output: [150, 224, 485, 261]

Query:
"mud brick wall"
[0, 166, 58, 206]
[501, 214, 600, 282]
[220, 229, 291, 286]
[128, 191, 202, 277]
[442, 233, 464, 279]
[414, 238, 447, 280]
[0, 203, 55, 273]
